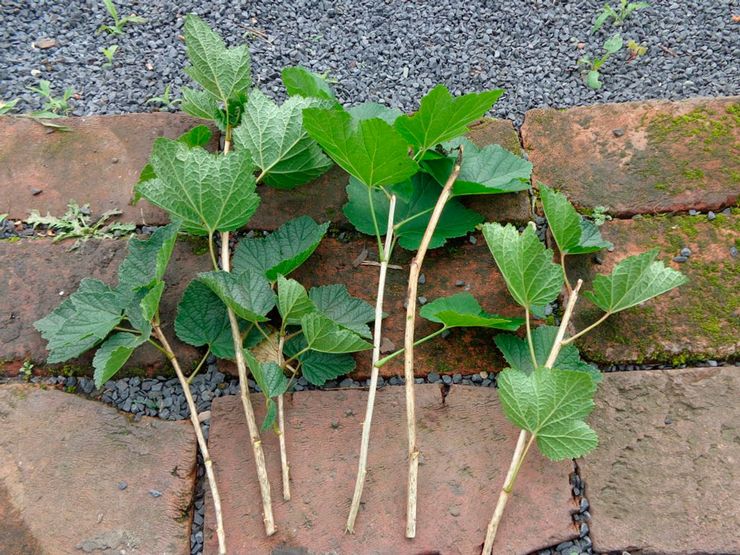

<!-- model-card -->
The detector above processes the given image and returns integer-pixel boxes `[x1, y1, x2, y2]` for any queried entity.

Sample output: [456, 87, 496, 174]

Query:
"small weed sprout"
[592, 0, 650, 33]
[591, 205, 613, 226]
[577, 33, 623, 89]
[20, 360, 34, 381]
[0, 98, 19, 115]
[97, 0, 146, 35]
[27, 80, 75, 115]
[102, 45, 119, 69]
[146, 84, 181, 110]
[626, 39, 648, 61]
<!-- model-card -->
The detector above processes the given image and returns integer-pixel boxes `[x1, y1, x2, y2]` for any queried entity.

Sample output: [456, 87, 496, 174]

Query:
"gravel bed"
[2, 1, 738, 126]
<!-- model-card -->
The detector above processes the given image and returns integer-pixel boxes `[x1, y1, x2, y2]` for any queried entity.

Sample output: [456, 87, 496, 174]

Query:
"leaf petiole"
[392, 206, 435, 232]
[375, 326, 449, 368]
[524, 308, 537, 369]
[147, 337, 172, 358]
[187, 347, 211, 384]
[561, 311, 612, 346]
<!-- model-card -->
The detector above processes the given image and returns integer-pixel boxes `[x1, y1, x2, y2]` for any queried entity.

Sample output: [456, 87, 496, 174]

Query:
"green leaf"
[117, 223, 180, 292]
[277, 276, 315, 324]
[603, 33, 623, 54]
[482, 222, 564, 310]
[494, 326, 601, 382]
[93, 332, 147, 387]
[233, 89, 332, 189]
[34, 279, 125, 363]
[284, 336, 356, 386]
[302, 105, 419, 188]
[197, 270, 276, 323]
[498, 367, 599, 460]
[348, 102, 403, 125]
[181, 87, 219, 120]
[309, 284, 375, 338]
[419, 293, 524, 331]
[244, 351, 289, 398]
[135, 138, 259, 236]
[262, 399, 278, 431]
[586, 71, 602, 90]
[300, 313, 372, 353]
[344, 173, 483, 250]
[394, 84, 503, 153]
[540, 185, 612, 255]
[175, 280, 237, 359]
[183, 15, 251, 106]
[591, 10, 610, 33]
[584, 249, 687, 314]
[281, 66, 336, 100]
[233, 216, 329, 281]
[424, 138, 532, 196]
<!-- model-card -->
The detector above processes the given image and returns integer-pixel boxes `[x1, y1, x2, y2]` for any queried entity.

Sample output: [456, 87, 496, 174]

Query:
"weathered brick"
[566, 214, 739, 365]
[205, 385, 576, 554]
[0, 383, 196, 554]
[0, 113, 219, 225]
[582, 366, 740, 554]
[522, 97, 740, 216]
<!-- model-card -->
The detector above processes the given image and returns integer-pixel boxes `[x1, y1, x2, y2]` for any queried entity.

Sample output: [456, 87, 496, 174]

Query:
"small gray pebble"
[428, 372, 440, 383]
[680, 247, 691, 257]
[149, 489, 162, 498]
[118, 481, 128, 491]
[707, 211, 716, 220]
[442, 375, 452, 385]
[455, 280, 465, 287]
[730, 246, 738, 258]
[418, 296, 427, 305]
[672, 255, 688, 263]
[418, 273, 426, 284]
[689, 209, 699, 216]
[612, 128, 624, 137]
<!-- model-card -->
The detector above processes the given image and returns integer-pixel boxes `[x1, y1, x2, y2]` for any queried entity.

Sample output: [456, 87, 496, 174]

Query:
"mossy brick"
[521, 97, 740, 216]
[0, 237, 211, 377]
[566, 213, 739, 365]
[0, 113, 219, 225]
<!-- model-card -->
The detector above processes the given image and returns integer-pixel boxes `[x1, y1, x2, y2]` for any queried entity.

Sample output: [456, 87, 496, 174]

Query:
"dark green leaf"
[540, 185, 612, 255]
[93, 332, 146, 387]
[300, 313, 372, 353]
[284, 336, 356, 386]
[419, 292, 524, 330]
[281, 66, 336, 100]
[309, 284, 374, 338]
[175, 280, 237, 359]
[117, 223, 180, 292]
[197, 270, 276, 323]
[277, 276, 315, 324]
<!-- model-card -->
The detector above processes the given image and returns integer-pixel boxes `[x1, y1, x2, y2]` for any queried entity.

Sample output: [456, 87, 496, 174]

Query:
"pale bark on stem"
[221, 232, 276, 536]
[276, 333, 291, 501]
[153, 325, 226, 555]
[482, 280, 583, 553]
[403, 148, 463, 539]
[346, 194, 397, 533]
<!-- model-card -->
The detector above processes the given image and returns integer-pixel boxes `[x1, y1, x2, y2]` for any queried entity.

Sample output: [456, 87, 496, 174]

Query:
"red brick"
[204, 385, 576, 554]
[581, 366, 740, 554]
[0, 383, 196, 554]
[566, 214, 739, 364]
[522, 97, 740, 216]
[0, 113, 219, 225]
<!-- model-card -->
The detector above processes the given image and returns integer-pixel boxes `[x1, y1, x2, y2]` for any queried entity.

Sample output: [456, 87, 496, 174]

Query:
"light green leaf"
[540, 185, 612, 255]
[424, 138, 532, 196]
[181, 87, 220, 120]
[309, 284, 374, 338]
[284, 336, 356, 386]
[603, 33, 623, 54]
[93, 332, 147, 387]
[135, 138, 259, 236]
[584, 249, 687, 314]
[233, 89, 332, 189]
[277, 276, 315, 324]
[419, 292, 524, 331]
[281, 66, 336, 100]
[300, 313, 371, 353]
[117, 223, 180, 292]
[494, 326, 601, 382]
[348, 102, 403, 125]
[303, 105, 418, 188]
[175, 280, 236, 359]
[34, 279, 125, 363]
[394, 84, 503, 153]
[586, 71, 602, 90]
[197, 270, 276, 323]
[232, 216, 329, 281]
[482, 223, 564, 310]
[591, 10, 611, 33]
[498, 367, 599, 460]
[183, 14, 251, 106]
[344, 173, 483, 250]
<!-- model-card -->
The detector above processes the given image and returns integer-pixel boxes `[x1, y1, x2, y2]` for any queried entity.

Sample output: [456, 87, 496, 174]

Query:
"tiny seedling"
[21, 360, 34, 381]
[627, 39, 648, 61]
[102, 45, 119, 68]
[27, 79, 75, 115]
[0, 98, 19, 115]
[577, 33, 623, 89]
[591, 205, 612, 226]
[479, 184, 686, 553]
[27, 202, 135, 250]
[146, 84, 181, 110]
[97, 0, 146, 35]
[592, 0, 649, 33]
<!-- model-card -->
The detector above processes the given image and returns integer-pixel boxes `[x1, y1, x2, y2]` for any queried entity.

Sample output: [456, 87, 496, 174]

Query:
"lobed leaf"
[281, 66, 336, 100]
[540, 185, 612, 255]
[309, 284, 375, 338]
[419, 292, 523, 331]
[277, 276, 315, 324]
[175, 280, 238, 359]
[181, 87, 220, 121]
[300, 313, 372, 354]
[93, 332, 147, 387]
[117, 223, 180, 292]
[197, 270, 276, 323]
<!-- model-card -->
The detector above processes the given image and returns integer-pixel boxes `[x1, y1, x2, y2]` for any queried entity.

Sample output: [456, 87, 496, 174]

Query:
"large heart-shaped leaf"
[197, 270, 275, 323]
[309, 284, 375, 338]
[419, 292, 523, 330]
[93, 332, 147, 387]
[300, 313, 372, 353]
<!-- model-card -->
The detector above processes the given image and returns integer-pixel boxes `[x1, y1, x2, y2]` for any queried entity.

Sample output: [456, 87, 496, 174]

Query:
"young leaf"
[494, 326, 601, 382]
[302, 106, 418, 188]
[482, 223, 564, 310]
[183, 14, 251, 106]
[93, 332, 147, 387]
[277, 276, 315, 324]
[603, 33, 623, 55]
[197, 270, 276, 323]
[284, 337, 356, 386]
[583, 249, 687, 314]
[232, 216, 329, 281]
[135, 139, 259, 236]
[300, 313, 372, 353]
[498, 367, 599, 460]
[309, 284, 375, 338]
[281, 66, 336, 100]
[348, 102, 403, 125]
[34, 279, 125, 363]
[394, 84, 503, 154]
[540, 185, 612, 255]
[244, 351, 289, 430]
[117, 222, 180, 292]
[175, 280, 238, 359]
[233, 89, 332, 189]
[423, 138, 532, 196]
[344, 173, 483, 250]
[586, 71, 602, 90]
[591, 9, 611, 33]
[419, 292, 524, 331]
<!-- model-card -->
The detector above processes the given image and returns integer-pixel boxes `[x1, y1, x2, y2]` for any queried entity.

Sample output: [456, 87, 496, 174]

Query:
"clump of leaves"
[27, 79, 74, 116]
[146, 84, 181, 110]
[480, 184, 686, 553]
[627, 39, 648, 60]
[20, 360, 34, 381]
[577, 33, 623, 89]
[592, 0, 650, 33]
[591, 205, 612, 226]
[97, 0, 147, 35]
[102, 45, 119, 69]
[0, 98, 19, 115]
[27, 202, 135, 250]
